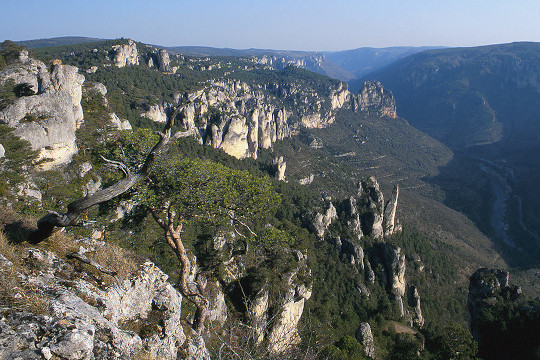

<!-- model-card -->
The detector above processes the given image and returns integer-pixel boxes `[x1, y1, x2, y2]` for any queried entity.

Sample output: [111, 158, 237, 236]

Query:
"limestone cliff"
[267, 250, 312, 354]
[141, 77, 348, 159]
[352, 176, 401, 240]
[0, 51, 85, 169]
[352, 80, 397, 118]
[383, 244, 407, 316]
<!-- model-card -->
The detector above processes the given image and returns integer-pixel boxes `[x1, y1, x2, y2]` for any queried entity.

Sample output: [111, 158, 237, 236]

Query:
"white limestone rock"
[0, 54, 85, 170]
[356, 322, 376, 359]
[5, 248, 200, 360]
[330, 82, 350, 109]
[109, 113, 132, 130]
[311, 202, 338, 238]
[157, 49, 172, 72]
[111, 39, 139, 68]
[273, 156, 286, 182]
[383, 244, 407, 298]
[299, 173, 314, 185]
[384, 184, 400, 237]
[408, 285, 424, 327]
[141, 103, 167, 123]
[249, 289, 269, 345]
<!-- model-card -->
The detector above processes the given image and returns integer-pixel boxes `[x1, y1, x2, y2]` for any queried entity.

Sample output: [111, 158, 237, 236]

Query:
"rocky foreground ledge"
[0, 243, 210, 360]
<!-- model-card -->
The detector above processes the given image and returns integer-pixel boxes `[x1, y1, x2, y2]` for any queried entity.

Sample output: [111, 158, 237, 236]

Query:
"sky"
[1, 0, 540, 51]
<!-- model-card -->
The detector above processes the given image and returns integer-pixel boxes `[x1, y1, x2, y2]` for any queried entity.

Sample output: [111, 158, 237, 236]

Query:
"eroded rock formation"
[352, 80, 397, 118]
[0, 52, 85, 169]
[110, 39, 139, 68]
[355, 322, 376, 359]
[309, 202, 338, 238]
[273, 156, 286, 181]
[267, 251, 312, 354]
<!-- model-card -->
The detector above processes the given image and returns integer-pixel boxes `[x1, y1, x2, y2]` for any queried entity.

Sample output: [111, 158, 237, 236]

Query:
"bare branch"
[66, 251, 118, 276]
[228, 212, 257, 237]
[99, 155, 130, 176]
[172, 129, 195, 140]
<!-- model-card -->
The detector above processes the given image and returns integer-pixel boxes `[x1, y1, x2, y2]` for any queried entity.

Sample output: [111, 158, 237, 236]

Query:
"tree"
[429, 324, 479, 360]
[139, 157, 280, 333]
[29, 107, 193, 243]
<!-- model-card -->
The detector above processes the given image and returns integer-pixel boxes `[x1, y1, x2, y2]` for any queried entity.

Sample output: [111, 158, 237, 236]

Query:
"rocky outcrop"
[0, 247, 210, 360]
[408, 285, 424, 327]
[352, 80, 397, 118]
[383, 244, 406, 298]
[352, 177, 401, 239]
[109, 113, 132, 130]
[355, 322, 375, 359]
[141, 103, 168, 123]
[110, 39, 139, 68]
[384, 184, 400, 236]
[339, 237, 364, 272]
[143, 77, 348, 159]
[467, 268, 520, 341]
[267, 251, 312, 354]
[249, 289, 270, 345]
[330, 83, 350, 109]
[0, 144, 4, 158]
[298, 174, 314, 185]
[383, 244, 406, 317]
[309, 202, 338, 238]
[0, 52, 85, 169]
[273, 156, 286, 181]
[157, 49, 172, 73]
[467, 268, 539, 360]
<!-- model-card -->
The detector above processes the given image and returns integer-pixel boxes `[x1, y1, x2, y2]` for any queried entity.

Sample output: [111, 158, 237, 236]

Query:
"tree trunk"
[165, 221, 209, 334]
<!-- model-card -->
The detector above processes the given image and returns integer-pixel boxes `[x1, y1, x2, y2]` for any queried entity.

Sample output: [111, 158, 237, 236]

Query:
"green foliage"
[325, 336, 368, 360]
[425, 324, 479, 360]
[475, 297, 540, 360]
[0, 79, 17, 110]
[141, 157, 280, 226]
[0, 125, 38, 198]
[0, 40, 24, 69]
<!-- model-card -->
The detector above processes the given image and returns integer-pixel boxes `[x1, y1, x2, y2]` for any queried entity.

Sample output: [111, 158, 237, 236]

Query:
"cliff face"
[0, 51, 85, 169]
[139, 78, 397, 161]
[141, 78, 348, 160]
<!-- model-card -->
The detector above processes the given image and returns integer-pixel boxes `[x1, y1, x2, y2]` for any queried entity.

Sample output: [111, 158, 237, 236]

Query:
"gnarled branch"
[29, 107, 185, 243]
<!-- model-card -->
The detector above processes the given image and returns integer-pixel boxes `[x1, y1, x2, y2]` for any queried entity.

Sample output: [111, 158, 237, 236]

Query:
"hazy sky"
[2, 0, 539, 51]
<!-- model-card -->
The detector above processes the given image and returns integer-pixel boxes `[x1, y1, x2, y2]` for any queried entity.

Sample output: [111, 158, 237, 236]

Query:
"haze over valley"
[1, 1, 539, 359]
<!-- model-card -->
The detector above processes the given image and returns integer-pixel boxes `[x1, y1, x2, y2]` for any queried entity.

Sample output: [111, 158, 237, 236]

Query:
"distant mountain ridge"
[169, 45, 437, 81]
[15, 36, 105, 48]
[11, 36, 438, 82]
[325, 46, 442, 80]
